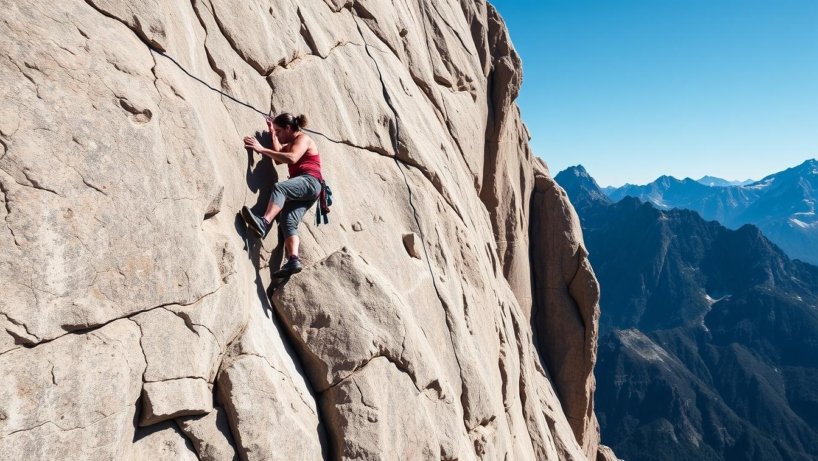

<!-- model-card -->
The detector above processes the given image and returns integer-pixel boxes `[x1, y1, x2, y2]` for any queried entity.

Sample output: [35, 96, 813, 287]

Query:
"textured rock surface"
[530, 160, 602, 458]
[177, 407, 239, 461]
[127, 421, 200, 461]
[0, 320, 145, 459]
[0, 0, 612, 459]
[142, 378, 214, 426]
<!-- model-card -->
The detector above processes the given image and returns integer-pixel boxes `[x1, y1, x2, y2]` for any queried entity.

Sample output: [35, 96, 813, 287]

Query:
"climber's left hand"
[243, 136, 262, 152]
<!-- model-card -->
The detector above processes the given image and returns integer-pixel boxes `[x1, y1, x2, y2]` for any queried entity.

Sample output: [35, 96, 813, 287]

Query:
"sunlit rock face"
[0, 1, 612, 459]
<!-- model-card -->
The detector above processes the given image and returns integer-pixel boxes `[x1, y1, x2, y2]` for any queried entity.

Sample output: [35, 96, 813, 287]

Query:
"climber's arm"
[272, 142, 291, 164]
[243, 136, 308, 165]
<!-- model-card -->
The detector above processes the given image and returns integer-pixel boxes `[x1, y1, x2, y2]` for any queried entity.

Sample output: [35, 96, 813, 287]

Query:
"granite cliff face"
[0, 1, 613, 459]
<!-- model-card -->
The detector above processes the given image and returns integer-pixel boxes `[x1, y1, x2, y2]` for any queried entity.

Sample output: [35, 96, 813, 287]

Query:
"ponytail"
[273, 112, 308, 131]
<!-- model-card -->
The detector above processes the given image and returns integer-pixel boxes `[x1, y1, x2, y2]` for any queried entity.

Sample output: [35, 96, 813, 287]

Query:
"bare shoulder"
[299, 133, 318, 154]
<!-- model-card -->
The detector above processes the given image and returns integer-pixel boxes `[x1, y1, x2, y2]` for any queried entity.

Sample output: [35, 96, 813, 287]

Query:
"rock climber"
[241, 113, 323, 277]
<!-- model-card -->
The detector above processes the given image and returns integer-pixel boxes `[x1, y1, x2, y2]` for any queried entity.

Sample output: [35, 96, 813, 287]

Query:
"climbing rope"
[151, 49, 353, 145]
[152, 50, 270, 117]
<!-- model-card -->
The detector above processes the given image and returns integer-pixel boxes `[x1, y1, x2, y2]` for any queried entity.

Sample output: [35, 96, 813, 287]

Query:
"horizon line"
[551, 157, 818, 188]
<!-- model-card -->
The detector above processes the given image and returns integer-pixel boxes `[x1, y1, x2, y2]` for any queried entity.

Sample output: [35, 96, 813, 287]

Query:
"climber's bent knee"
[279, 201, 313, 237]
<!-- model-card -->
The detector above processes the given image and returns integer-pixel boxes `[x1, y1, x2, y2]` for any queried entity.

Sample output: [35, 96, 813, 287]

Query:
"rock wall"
[0, 0, 613, 459]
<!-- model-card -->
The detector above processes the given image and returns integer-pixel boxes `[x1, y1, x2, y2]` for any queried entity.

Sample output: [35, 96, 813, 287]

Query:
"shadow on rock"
[235, 131, 289, 317]
[245, 131, 277, 215]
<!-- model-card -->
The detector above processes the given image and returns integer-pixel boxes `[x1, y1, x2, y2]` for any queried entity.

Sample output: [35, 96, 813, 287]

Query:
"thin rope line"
[151, 49, 357, 146]
[152, 49, 270, 116]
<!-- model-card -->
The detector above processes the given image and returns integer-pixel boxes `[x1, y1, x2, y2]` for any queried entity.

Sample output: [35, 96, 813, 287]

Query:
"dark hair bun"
[273, 113, 307, 131]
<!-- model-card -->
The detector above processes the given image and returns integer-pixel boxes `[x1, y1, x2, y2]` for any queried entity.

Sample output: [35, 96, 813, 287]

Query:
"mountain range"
[603, 159, 818, 265]
[557, 165, 818, 461]
[696, 176, 753, 187]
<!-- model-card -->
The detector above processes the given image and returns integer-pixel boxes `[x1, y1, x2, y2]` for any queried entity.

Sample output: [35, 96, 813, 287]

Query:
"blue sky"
[490, 0, 818, 186]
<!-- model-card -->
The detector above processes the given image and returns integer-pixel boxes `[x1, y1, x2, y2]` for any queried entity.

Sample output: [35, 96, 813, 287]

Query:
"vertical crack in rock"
[415, 2, 477, 193]
[172, 419, 203, 458]
[476, 4, 525, 277]
[254, 305, 333, 459]
[48, 361, 57, 385]
[0, 179, 21, 247]
[352, 11, 472, 451]
[128, 318, 150, 384]
[199, 28, 227, 87]
[528, 169, 602, 457]
[199, 0, 268, 76]
[228, 351, 317, 416]
[0, 137, 8, 161]
[427, 1, 474, 58]
[344, 13, 466, 224]
[497, 309, 511, 410]
[351, 380, 376, 411]
[189, 0, 243, 126]
[296, 7, 321, 56]
[350, 3, 402, 59]
[82, 0, 163, 50]
[228, 240, 333, 459]
[509, 306, 551, 458]
[175, 404, 239, 461]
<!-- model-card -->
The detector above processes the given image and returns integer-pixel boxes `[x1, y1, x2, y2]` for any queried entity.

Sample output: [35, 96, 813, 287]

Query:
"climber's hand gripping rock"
[243, 136, 262, 152]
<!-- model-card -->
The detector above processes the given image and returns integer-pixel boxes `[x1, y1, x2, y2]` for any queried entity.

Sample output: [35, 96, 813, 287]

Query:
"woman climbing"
[241, 113, 323, 277]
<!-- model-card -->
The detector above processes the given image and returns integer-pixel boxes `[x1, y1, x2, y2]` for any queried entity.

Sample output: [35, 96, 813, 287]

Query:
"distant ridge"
[557, 165, 818, 461]
[602, 159, 818, 264]
[554, 165, 611, 209]
[696, 175, 754, 187]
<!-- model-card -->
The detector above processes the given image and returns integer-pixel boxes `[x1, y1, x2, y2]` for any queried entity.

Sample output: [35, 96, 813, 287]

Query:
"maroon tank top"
[289, 149, 323, 181]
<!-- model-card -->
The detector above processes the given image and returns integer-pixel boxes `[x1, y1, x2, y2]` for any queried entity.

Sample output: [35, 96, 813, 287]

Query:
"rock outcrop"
[0, 0, 612, 459]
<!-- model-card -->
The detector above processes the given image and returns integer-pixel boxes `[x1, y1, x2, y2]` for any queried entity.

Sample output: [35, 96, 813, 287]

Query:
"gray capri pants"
[271, 174, 321, 237]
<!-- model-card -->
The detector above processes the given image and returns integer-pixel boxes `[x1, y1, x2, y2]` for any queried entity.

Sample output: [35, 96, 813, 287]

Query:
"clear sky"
[490, 0, 818, 186]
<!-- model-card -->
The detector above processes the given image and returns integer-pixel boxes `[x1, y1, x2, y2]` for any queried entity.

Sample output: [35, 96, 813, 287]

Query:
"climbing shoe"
[241, 206, 269, 238]
[274, 255, 303, 278]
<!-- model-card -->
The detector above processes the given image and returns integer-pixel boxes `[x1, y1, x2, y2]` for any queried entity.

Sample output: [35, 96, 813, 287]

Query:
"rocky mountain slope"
[557, 166, 818, 461]
[0, 1, 614, 460]
[696, 176, 752, 188]
[604, 159, 818, 265]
